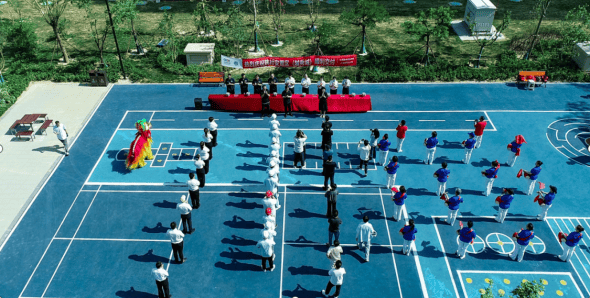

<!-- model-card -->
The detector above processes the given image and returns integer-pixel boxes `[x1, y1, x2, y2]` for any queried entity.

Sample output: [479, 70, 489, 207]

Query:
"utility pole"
[105, 0, 127, 79]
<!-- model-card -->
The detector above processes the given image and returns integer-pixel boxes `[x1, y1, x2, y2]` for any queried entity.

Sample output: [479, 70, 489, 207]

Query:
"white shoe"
[270, 264, 276, 271]
[322, 290, 328, 297]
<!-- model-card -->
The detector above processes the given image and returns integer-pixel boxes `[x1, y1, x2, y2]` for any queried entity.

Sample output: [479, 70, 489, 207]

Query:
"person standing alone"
[322, 260, 346, 298]
[474, 116, 487, 148]
[396, 120, 408, 153]
[53, 121, 69, 156]
[424, 131, 438, 165]
[357, 139, 371, 176]
[356, 215, 377, 262]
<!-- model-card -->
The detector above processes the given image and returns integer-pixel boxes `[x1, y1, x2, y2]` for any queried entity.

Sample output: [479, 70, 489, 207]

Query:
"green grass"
[0, 0, 589, 84]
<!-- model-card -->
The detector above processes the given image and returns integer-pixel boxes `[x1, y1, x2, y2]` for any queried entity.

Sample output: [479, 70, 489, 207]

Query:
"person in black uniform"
[239, 73, 249, 95]
[268, 73, 278, 94]
[261, 85, 271, 118]
[281, 86, 293, 117]
[252, 74, 262, 95]
[323, 156, 338, 191]
[225, 74, 235, 95]
[321, 125, 333, 150]
[319, 87, 329, 118]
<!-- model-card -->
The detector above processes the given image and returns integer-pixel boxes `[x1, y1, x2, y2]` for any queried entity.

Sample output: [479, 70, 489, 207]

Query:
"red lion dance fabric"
[126, 119, 153, 170]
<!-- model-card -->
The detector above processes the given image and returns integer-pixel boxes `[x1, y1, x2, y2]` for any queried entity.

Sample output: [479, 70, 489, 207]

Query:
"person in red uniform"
[396, 120, 408, 153]
[474, 116, 487, 149]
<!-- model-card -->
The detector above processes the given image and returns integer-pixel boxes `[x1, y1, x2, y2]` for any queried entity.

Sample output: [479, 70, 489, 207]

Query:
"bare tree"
[30, 0, 71, 63]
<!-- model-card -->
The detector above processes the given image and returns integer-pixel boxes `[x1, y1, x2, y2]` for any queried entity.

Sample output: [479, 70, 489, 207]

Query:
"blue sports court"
[1, 82, 590, 298]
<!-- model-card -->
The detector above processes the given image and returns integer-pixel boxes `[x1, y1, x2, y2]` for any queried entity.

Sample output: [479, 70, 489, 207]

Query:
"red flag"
[538, 182, 545, 189]
[517, 169, 523, 178]
[459, 221, 464, 229]
[391, 187, 399, 193]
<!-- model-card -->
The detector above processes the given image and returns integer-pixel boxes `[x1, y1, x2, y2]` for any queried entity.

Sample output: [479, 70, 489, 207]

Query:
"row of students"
[225, 73, 353, 95]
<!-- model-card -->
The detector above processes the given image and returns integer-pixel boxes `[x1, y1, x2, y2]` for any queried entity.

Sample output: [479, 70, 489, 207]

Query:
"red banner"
[242, 55, 357, 69]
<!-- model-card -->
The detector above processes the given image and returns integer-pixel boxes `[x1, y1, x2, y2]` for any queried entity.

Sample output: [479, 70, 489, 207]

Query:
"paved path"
[0, 82, 111, 245]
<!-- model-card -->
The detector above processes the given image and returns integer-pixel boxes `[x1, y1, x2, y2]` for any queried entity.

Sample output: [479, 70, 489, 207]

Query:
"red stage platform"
[208, 94, 372, 113]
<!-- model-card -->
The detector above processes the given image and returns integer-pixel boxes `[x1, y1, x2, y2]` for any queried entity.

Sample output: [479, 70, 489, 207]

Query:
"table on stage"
[208, 93, 372, 113]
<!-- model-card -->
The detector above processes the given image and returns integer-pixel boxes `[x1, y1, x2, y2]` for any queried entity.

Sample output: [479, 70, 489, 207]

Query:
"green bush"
[4, 20, 38, 59]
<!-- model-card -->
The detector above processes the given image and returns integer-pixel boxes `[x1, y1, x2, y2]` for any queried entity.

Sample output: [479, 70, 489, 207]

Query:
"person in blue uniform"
[522, 161, 542, 195]
[400, 219, 417, 256]
[510, 223, 534, 262]
[456, 221, 476, 259]
[506, 135, 526, 167]
[461, 132, 477, 164]
[378, 134, 392, 166]
[268, 73, 278, 94]
[445, 188, 463, 226]
[536, 185, 557, 221]
[424, 131, 439, 165]
[482, 160, 500, 196]
[391, 185, 407, 222]
[225, 74, 235, 94]
[238, 73, 249, 95]
[560, 225, 584, 262]
[384, 156, 399, 190]
[434, 162, 450, 196]
[495, 188, 514, 223]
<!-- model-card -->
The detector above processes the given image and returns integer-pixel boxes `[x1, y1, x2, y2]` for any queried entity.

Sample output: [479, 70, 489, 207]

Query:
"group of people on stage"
[224, 73, 353, 96]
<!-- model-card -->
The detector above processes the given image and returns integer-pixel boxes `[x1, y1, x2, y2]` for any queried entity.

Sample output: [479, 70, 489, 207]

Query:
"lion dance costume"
[126, 119, 154, 170]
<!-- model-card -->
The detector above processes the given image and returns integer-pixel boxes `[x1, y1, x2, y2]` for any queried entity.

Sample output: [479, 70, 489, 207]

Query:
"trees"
[193, 1, 221, 37]
[265, 0, 286, 45]
[111, 0, 143, 55]
[524, 0, 552, 60]
[306, 19, 336, 55]
[472, 11, 511, 68]
[402, 6, 453, 66]
[558, 5, 590, 60]
[158, 11, 179, 62]
[306, 0, 321, 31]
[29, 0, 71, 63]
[339, 0, 389, 55]
[219, 7, 248, 57]
[75, 0, 110, 65]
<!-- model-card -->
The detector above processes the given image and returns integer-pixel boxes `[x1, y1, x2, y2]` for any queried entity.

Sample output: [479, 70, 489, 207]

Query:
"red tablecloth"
[208, 94, 372, 113]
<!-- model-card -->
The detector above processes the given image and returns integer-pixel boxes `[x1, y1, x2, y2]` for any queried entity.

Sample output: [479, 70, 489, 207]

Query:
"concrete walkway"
[0, 82, 111, 245]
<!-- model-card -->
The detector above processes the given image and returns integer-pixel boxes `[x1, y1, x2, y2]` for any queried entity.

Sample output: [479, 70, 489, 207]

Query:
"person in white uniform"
[269, 137, 281, 155]
[356, 215, 377, 262]
[301, 73, 311, 94]
[257, 231, 276, 272]
[151, 261, 171, 298]
[317, 76, 326, 95]
[267, 150, 281, 167]
[177, 195, 194, 234]
[53, 121, 69, 156]
[166, 222, 186, 263]
[329, 76, 338, 95]
[261, 221, 277, 241]
[208, 117, 218, 147]
[293, 130, 307, 168]
[194, 154, 206, 187]
[285, 73, 296, 94]
[197, 141, 210, 174]
[356, 139, 371, 176]
[264, 172, 279, 198]
[263, 207, 277, 229]
[267, 160, 280, 183]
[262, 190, 281, 217]
[342, 76, 351, 95]
[202, 128, 214, 159]
[269, 113, 281, 129]
[187, 172, 200, 209]
[270, 124, 282, 143]
[326, 240, 343, 269]
[322, 260, 346, 298]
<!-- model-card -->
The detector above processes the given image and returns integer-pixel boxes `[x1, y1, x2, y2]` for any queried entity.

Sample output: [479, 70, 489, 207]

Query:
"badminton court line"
[431, 216, 461, 298]
[53, 237, 169, 242]
[279, 186, 287, 298]
[379, 188, 404, 298]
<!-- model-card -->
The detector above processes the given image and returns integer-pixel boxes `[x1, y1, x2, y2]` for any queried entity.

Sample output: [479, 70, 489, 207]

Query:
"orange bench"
[198, 72, 224, 86]
[517, 71, 548, 88]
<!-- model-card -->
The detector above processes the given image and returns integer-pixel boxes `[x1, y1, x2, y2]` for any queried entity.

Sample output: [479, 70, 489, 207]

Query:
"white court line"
[148, 111, 155, 122]
[118, 128, 489, 132]
[0, 84, 114, 253]
[238, 119, 264, 121]
[373, 120, 399, 122]
[331, 120, 354, 122]
[548, 219, 590, 296]
[457, 271, 468, 298]
[85, 111, 128, 184]
[569, 219, 590, 268]
[284, 242, 404, 247]
[41, 186, 102, 298]
[548, 216, 590, 220]
[419, 120, 445, 122]
[431, 216, 461, 298]
[458, 269, 582, 275]
[150, 119, 175, 121]
[283, 119, 308, 121]
[17, 188, 93, 297]
[193, 119, 218, 121]
[483, 111, 497, 131]
[379, 188, 404, 298]
[279, 186, 287, 298]
[53, 237, 168, 242]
